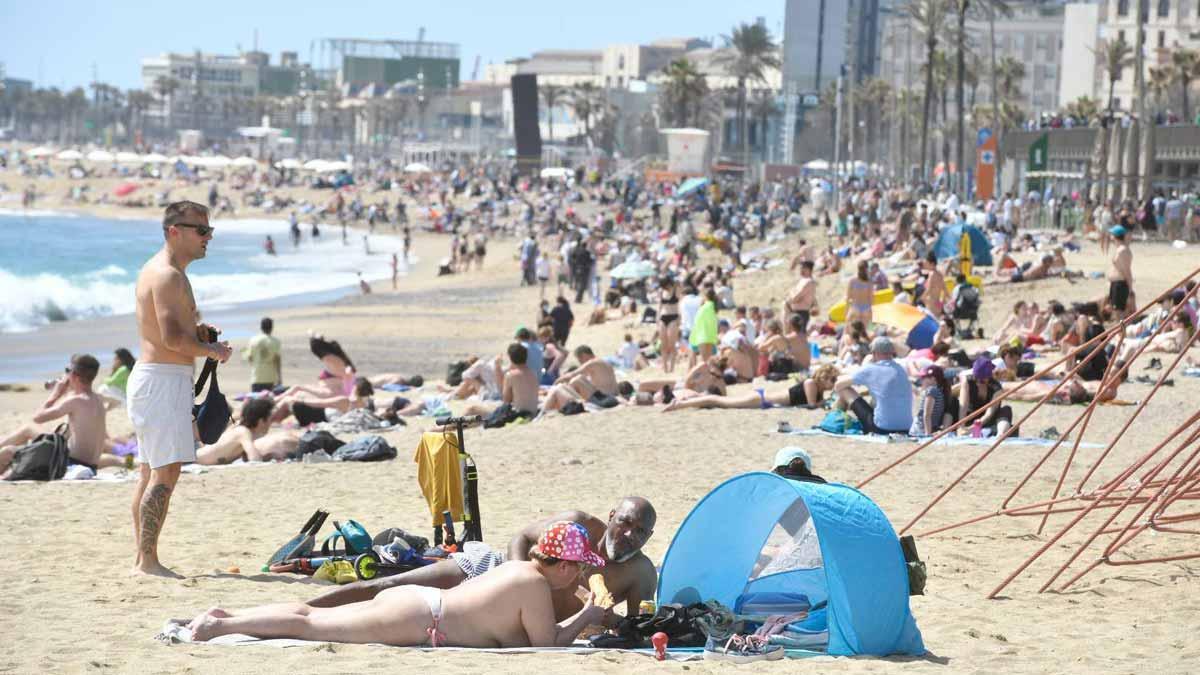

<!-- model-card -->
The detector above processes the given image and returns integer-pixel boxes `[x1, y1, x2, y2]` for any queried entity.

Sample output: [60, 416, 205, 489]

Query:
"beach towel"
[380, 383, 412, 393]
[153, 620, 772, 660]
[775, 427, 1104, 448]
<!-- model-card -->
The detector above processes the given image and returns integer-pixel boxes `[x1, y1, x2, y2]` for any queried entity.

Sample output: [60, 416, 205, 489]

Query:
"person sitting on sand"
[834, 337, 913, 435]
[304, 499, 658, 628]
[0, 354, 124, 476]
[97, 348, 137, 407]
[460, 343, 541, 421]
[186, 520, 609, 647]
[663, 364, 840, 413]
[1116, 312, 1193, 364]
[957, 358, 1014, 437]
[194, 399, 288, 464]
[636, 357, 729, 402]
[910, 365, 952, 437]
[270, 377, 375, 427]
[772, 446, 826, 484]
[717, 319, 758, 383]
[284, 334, 357, 399]
[554, 345, 619, 401]
[757, 314, 811, 376]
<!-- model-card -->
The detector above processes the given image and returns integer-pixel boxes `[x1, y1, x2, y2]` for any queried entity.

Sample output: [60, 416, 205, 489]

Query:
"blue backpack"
[817, 410, 863, 435]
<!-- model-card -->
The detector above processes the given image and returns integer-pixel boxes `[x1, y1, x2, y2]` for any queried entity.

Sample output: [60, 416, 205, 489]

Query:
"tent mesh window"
[750, 498, 824, 581]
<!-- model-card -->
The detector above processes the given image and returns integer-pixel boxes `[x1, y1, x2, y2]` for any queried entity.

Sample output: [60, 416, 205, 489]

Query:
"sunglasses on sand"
[171, 222, 214, 236]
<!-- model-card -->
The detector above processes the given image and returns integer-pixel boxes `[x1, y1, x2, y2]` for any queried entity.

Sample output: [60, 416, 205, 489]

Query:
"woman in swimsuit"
[657, 277, 682, 373]
[662, 364, 840, 412]
[846, 260, 874, 327]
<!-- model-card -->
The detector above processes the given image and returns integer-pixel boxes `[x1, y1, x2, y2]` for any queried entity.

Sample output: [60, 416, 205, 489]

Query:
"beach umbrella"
[303, 159, 329, 171]
[871, 303, 940, 350]
[27, 146, 56, 158]
[85, 149, 115, 162]
[676, 176, 709, 197]
[114, 182, 139, 197]
[609, 260, 657, 280]
[232, 156, 259, 168]
[115, 151, 142, 164]
[141, 153, 168, 164]
[275, 158, 302, 170]
[203, 155, 232, 168]
[55, 149, 83, 161]
[321, 160, 352, 172]
[403, 162, 432, 173]
[933, 223, 993, 267]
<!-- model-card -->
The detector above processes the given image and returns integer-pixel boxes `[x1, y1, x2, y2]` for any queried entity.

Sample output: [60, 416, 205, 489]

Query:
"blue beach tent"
[657, 473, 925, 657]
[934, 223, 993, 267]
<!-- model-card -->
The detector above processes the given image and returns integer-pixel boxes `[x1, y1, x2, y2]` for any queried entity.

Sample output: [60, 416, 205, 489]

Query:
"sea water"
[0, 210, 408, 333]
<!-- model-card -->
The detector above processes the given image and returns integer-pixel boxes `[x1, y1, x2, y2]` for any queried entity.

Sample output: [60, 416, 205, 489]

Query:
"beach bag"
[293, 430, 345, 459]
[332, 435, 397, 462]
[4, 424, 69, 482]
[321, 520, 373, 556]
[482, 402, 521, 429]
[817, 410, 862, 435]
[192, 358, 231, 445]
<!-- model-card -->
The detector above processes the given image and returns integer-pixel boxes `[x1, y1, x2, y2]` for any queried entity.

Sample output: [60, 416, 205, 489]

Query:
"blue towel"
[380, 384, 411, 392]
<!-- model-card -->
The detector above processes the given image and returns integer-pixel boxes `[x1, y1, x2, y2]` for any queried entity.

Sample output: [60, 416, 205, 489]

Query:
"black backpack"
[292, 430, 346, 459]
[5, 424, 69, 481]
[193, 358, 231, 444]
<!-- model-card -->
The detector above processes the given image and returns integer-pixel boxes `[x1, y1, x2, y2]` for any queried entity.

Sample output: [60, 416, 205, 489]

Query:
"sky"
[1, 1, 785, 92]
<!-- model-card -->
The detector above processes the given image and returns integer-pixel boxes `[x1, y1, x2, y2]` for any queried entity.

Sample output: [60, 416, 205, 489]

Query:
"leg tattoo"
[138, 483, 172, 556]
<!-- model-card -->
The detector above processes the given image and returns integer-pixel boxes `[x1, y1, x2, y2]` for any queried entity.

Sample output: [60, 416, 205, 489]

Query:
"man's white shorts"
[127, 363, 196, 468]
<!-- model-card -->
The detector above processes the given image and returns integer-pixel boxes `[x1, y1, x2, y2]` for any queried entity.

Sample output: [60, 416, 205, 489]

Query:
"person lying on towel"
[186, 521, 607, 647]
[306, 497, 657, 627]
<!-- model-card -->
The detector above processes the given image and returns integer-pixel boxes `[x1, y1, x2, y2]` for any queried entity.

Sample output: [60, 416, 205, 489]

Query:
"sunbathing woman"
[845, 260, 875, 327]
[270, 377, 375, 426]
[662, 364, 840, 413]
[186, 521, 607, 648]
[1003, 375, 1120, 405]
[636, 357, 728, 402]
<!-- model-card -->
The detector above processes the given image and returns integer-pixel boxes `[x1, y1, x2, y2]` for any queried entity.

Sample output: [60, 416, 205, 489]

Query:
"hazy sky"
[1, 1, 785, 91]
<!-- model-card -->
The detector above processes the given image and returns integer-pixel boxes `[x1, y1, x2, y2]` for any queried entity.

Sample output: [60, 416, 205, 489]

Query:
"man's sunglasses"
[171, 223, 214, 236]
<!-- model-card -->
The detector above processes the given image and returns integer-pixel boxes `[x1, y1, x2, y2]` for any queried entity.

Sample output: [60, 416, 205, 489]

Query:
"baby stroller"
[950, 283, 983, 339]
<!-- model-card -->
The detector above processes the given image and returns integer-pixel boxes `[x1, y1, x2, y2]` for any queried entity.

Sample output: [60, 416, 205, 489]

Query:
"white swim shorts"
[126, 363, 196, 468]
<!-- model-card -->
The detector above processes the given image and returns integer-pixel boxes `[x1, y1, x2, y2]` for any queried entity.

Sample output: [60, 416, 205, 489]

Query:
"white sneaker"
[703, 634, 785, 664]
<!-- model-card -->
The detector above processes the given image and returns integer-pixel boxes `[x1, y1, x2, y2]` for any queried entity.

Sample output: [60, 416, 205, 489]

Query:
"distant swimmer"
[128, 201, 232, 577]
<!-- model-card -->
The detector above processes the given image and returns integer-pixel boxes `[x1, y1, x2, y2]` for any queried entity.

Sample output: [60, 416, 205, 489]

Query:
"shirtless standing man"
[0, 354, 120, 476]
[128, 201, 232, 576]
[785, 260, 818, 327]
[1106, 225, 1135, 319]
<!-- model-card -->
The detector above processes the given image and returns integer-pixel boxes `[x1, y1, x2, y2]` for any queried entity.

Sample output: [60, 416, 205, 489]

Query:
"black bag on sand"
[900, 535, 927, 596]
[4, 424, 69, 481]
[293, 430, 346, 459]
[332, 435, 397, 462]
[193, 358, 231, 445]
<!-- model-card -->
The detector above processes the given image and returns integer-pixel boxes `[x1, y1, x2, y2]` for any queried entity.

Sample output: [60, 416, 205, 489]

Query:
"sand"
[1, 174, 1198, 673]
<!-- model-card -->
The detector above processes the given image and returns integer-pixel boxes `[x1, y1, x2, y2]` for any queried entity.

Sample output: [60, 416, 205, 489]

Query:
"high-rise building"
[782, 0, 880, 97]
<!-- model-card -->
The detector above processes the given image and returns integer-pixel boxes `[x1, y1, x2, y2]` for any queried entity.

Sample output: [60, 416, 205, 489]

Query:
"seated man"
[0, 354, 123, 476]
[461, 342, 540, 421]
[555, 345, 619, 403]
[304, 497, 657, 628]
[194, 398, 288, 464]
[187, 521, 608, 647]
[717, 319, 757, 382]
[834, 337, 914, 435]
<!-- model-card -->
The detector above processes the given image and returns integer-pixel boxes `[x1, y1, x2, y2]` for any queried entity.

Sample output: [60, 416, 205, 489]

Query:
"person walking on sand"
[128, 201, 232, 577]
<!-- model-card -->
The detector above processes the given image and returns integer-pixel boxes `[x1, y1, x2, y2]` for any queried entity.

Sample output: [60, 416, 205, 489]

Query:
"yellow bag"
[314, 560, 358, 585]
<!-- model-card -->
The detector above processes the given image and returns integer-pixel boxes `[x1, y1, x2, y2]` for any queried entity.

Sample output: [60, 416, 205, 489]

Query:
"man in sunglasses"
[128, 200, 232, 578]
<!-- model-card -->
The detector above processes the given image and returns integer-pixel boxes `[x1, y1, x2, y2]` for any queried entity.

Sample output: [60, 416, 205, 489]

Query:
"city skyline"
[1, 1, 784, 91]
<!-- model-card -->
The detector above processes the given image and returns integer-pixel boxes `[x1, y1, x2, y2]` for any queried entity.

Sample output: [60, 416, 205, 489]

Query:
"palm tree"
[125, 90, 156, 141]
[855, 77, 891, 166]
[569, 82, 600, 144]
[1148, 65, 1176, 117]
[715, 21, 781, 166]
[154, 75, 180, 134]
[1097, 37, 1133, 115]
[1169, 48, 1200, 122]
[540, 83, 565, 142]
[951, 1, 1011, 193]
[661, 58, 709, 128]
[1062, 95, 1101, 123]
[894, 88, 921, 179]
[907, 0, 948, 183]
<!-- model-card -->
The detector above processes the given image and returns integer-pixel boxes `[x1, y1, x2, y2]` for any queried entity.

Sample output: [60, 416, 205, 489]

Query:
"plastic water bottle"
[971, 420, 983, 438]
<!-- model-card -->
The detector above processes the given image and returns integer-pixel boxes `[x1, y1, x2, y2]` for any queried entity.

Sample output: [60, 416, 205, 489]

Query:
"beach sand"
[1, 182, 1198, 673]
